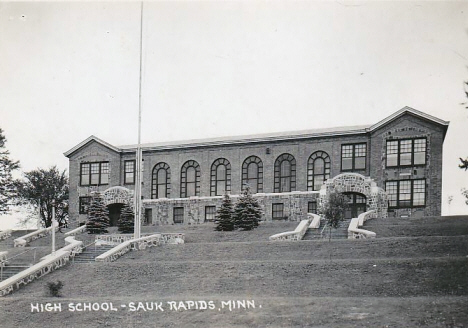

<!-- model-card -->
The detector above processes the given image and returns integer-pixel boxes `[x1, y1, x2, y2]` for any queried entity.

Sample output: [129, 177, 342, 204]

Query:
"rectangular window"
[385, 179, 426, 208]
[386, 138, 426, 167]
[341, 143, 367, 171]
[308, 201, 317, 214]
[173, 207, 184, 224]
[79, 196, 91, 214]
[124, 160, 135, 184]
[205, 206, 216, 222]
[272, 203, 284, 220]
[80, 162, 109, 186]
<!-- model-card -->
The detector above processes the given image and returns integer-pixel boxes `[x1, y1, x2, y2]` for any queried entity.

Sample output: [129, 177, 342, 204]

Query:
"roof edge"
[119, 127, 370, 152]
[369, 106, 449, 132]
[63, 135, 121, 157]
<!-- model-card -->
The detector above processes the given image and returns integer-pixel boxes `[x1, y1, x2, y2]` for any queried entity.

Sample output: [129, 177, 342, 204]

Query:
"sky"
[1, 1, 467, 229]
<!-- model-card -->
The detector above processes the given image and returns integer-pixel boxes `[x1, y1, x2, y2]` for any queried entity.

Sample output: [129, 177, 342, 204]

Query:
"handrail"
[95, 233, 185, 263]
[14, 226, 58, 247]
[5, 247, 37, 263]
[308, 213, 321, 229]
[64, 225, 87, 237]
[269, 218, 312, 241]
[0, 236, 83, 296]
[348, 210, 376, 239]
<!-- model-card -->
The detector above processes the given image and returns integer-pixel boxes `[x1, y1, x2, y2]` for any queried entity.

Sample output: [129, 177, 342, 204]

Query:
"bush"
[215, 194, 235, 231]
[233, 186, 263, 231]
[46, 280, 64, 297]
[86, 192, 110, 234]
[319, 189, 348, 229]
[118, 202, 134, 233]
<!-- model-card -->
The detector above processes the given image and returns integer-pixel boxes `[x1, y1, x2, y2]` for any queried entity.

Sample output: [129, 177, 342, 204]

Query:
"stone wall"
[143, 191, 320, 224]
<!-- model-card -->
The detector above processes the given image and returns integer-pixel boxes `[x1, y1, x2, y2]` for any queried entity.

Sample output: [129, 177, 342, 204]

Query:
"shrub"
[233, 186, 263, 231]
[319, 189, 349, 241]
[86, 192, 110, 234]
[46, 280, 64, 297]
[215, 194, 235, 231]
[118, 202, 134, 233]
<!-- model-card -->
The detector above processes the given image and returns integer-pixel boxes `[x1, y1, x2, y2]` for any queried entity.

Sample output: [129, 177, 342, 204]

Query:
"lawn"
[0, 217, 467, 327]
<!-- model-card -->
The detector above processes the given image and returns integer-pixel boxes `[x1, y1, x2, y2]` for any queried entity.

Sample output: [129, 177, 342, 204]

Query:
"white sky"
[1, 1, 467, 229]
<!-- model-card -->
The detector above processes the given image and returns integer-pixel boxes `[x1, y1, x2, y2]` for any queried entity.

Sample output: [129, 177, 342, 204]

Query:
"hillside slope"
[1, 217, 467, 328]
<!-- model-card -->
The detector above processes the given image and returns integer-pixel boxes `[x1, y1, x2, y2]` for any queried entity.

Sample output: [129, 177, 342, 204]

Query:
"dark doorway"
[344, 192, 367, 220]
[107, 203, 124, 227]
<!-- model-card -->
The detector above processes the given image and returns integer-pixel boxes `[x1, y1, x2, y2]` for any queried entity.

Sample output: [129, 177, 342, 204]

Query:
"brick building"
[64, 107, 449, 226]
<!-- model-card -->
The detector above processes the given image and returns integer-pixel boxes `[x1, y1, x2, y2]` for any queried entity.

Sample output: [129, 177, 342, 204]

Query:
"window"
[151, 162, 171, 199]
[386, 138, 426, 167]
[272, 203, 284, 220]
[181, 160, 200, 198]
[80, 162, 109, 186]
[205, 206, 217, 222]
[242, 156, 263, 193]
[173, 207, 184, 224]
[307, 151, 330, 191]
[385, 179, 426, 208]
[341, 143, 367, 171]
[308, 201, 317, 214]
[79, 196, 91, 214]
[124, 160, 135, 184]
[210, 158, 231, 196]
[274, 154, 296, 193]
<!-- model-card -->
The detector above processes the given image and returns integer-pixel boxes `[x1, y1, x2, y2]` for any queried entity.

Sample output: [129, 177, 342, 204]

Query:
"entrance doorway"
[344, 192, 367, 220]
[107, 203, 124, 227]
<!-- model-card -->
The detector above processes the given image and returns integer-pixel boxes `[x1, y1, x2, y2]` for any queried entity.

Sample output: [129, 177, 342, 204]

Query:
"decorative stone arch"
[102, 186, 134, 207]
[319, 173, 388, 219]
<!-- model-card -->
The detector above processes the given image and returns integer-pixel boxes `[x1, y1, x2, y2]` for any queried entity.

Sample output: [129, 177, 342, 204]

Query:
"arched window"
[242, 156, 263, 193]
[307, 151, 331, 191]
[151, 162, 170, 199]
[181, 160, 200, 197]
[274, 153, 296, 193]
[210, 158, 231, 196]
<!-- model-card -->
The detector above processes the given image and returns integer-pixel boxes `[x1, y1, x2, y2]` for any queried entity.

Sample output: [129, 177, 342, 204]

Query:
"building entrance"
[344, 192, 367, 220]
[107, 203, 124, 226]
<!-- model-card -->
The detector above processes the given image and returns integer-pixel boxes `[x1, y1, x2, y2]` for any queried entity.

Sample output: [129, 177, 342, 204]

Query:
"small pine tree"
[233, 186, 263, 231]
[86, 192, 110, 234]
[118, 202, 134, 233]
[215, 194, 235, 231]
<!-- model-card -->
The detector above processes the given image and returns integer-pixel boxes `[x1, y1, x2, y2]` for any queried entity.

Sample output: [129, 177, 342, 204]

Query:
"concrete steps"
[73, 245, 114, 263]
[303, 219, 351, 240]
[0, 264, 31, 281]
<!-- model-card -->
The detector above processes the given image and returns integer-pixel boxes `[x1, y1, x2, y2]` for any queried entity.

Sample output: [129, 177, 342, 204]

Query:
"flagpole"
[134, 2, 144, 239]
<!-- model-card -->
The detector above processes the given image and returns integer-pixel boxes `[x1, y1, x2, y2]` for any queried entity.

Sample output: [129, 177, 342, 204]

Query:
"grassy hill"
[1, 217, 467, 327]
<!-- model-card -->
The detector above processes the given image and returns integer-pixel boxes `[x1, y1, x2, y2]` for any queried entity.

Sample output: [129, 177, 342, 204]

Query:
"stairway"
[303, 219, 351, 240]
[72, 244, 115, 263]
[0, 264, 31, 281]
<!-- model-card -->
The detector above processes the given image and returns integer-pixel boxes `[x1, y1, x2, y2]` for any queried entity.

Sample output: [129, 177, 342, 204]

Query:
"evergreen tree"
[86, 192, 110, 234]
[0, 128, 19, 214]
[215, 194, 235, 231]
[118, 202, 134, 233]
[233, 186, 263, 231]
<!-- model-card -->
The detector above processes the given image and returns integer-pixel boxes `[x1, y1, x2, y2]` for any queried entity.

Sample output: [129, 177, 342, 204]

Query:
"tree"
[460, 80, 468, 171]
[319, 189, 348, 241]
[15, 166, 68, 228]
[233, 186, 263, 231]
[118, 202, 134, 233]
[0, 128, 19, 214]
[460, 158, 468, 171]
[86, 192, 110, 234]
[214, 194, 235, 231]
